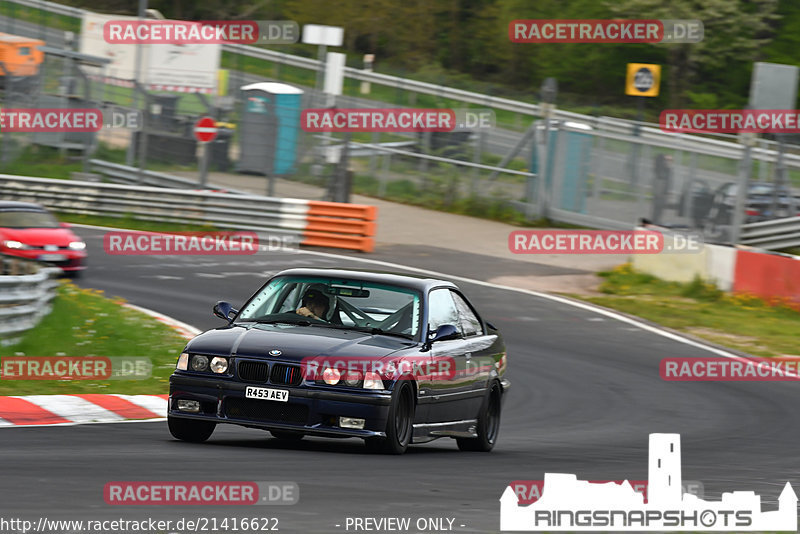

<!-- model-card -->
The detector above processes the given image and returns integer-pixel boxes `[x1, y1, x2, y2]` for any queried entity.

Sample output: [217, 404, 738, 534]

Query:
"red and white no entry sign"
[194, 116, 218, 142]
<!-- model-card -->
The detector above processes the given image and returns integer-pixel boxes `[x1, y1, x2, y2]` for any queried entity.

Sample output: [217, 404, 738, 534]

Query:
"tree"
[607, 0, 780, 107]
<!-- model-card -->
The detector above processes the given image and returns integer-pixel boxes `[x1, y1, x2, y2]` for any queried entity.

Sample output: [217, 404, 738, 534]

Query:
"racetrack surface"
[2, 227, 798, 532]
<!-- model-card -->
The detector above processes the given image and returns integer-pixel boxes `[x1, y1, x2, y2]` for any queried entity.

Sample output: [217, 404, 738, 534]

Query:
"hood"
[186, 324, 413, 362]
[0, 227, 80, 247]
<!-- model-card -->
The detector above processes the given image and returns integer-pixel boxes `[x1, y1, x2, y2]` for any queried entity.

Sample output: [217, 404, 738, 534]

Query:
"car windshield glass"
[0, 209, 59, 228]
[749, 184, 775, 196]
[237, 275, 422, 338]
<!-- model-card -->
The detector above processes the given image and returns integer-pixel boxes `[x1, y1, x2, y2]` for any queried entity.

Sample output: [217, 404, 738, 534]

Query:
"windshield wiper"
[243, 318, 312, 326]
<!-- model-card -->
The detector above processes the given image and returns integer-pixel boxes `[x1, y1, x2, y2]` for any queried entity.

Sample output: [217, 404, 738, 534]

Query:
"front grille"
[270, 363, 303, 386]
[237, 360, 269, 382]
[225, 398, 309, 424]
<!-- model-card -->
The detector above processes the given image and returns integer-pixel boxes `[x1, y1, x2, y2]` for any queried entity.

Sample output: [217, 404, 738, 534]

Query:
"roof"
[0, 201, 47, 210]
[273, 267, 457, 292]
[240, 82, 304, 95]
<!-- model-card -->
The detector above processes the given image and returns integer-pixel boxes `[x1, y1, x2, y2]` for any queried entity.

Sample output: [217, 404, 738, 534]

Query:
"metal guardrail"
[10, 0, 800, 170]
[87, 160, 249, 194]
[0, 174, 377, 252]
[0, 254, 60, 346]
[740, 216, 800, 250]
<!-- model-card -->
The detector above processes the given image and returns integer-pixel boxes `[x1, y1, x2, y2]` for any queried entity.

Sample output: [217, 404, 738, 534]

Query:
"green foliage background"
[43, 0, 795, 116]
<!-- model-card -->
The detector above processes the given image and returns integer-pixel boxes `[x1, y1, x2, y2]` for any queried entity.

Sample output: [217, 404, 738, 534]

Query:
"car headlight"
[210, 356, 228, 374]
[3, 240, 29, 250]
[68, 241, 86, 251]
[176, 352, 189, 370]
[343, 370, 362, 387]
[363, 372, 384, 390]
[322, 367, 341, 385]
[191, 355, 209, 372]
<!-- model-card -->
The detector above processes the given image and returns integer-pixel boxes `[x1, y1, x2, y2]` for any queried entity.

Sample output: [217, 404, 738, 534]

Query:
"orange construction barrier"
[301, 201, 377, 253]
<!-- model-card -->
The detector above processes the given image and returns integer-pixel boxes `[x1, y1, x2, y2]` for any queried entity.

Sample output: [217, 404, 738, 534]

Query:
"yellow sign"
[217, 69, 229, 97]
[626, 63, 661, 97]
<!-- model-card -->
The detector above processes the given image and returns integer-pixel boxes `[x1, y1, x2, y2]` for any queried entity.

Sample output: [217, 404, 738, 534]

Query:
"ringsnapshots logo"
[510, 480, 705, 505]
[300, 108, 495, 133]
[104, 481, 298, 505]
[500, 433, 796, 531]
[508, 230, 703, 254]
[102, 231, 283, 255]
[103, 20, 299, 44]
[509, 20, 703, 44]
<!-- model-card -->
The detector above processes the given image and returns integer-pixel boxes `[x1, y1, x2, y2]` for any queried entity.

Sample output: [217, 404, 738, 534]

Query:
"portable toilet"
[237, 82, 303, 176]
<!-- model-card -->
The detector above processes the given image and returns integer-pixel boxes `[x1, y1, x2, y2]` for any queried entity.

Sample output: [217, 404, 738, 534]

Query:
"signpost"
[194, 116, 218, 188]
[625, 63, 661, 187]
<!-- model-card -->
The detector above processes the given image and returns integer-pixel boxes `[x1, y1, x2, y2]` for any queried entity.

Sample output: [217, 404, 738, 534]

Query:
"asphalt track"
[2, 227, 799, 533]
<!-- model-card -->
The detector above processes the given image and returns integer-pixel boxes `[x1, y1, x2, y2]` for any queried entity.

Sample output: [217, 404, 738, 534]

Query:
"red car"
[0, 201, 86, 274]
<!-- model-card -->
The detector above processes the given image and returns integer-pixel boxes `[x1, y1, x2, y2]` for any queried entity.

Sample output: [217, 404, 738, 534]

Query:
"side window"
[450, 291, 483, 337]
[427, 288, 460, 335]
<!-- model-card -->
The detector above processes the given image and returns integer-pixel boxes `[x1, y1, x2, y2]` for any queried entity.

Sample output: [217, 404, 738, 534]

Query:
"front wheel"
[365, 383, 414, 454]
[457, 382, 501, 452]
[168, 416, 215, 443]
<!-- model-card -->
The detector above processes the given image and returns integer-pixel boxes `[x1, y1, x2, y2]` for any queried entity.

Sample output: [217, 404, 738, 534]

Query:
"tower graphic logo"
[499, 433, 797, 531]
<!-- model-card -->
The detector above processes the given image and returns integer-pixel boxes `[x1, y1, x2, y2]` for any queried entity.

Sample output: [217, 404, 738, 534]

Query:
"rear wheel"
[270, 430, 305, 441]
[457, 382, 501, 452]
[168, 416, 215, 443]
[364, 383, 414, 454]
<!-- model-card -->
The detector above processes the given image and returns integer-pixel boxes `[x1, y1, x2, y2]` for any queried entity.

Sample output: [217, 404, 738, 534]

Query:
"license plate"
[245, 386, 288, 402]
[38, 254, 66, 262]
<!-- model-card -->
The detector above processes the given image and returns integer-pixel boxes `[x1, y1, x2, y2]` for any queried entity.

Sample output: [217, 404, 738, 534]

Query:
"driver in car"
[296, 287, 332, 321]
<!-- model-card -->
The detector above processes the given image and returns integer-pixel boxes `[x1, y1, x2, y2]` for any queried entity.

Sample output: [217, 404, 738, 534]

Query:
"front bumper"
[168, 373, 393, 438]
[3, 249, 86, 271]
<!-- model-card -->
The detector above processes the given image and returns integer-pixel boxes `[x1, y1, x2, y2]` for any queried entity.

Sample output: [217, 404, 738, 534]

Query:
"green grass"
[0, 2, 80, 33]
[0, 281, 187, 394]
[576, 263, 800, 358]
[59, 213, 217, 233]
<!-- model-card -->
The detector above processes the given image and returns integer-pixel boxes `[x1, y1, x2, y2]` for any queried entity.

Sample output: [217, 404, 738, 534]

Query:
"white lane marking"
[120, 302, 201, 337]
[290, 248, 748, 361]
[0, 418, 165, 429]
[112, 394, 168, 417]
[72, 223, 746, 361]
[13, 395, 125, 423]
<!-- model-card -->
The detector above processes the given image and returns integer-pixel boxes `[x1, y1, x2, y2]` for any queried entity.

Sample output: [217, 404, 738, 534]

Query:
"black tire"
[168, 416, 215, 443]
[270, 430, 304, 441]
[364, 383, 414, 454]
[457, 382, 502, 452]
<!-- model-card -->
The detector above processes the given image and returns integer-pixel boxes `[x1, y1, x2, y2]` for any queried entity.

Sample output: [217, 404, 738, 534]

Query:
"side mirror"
[422, 324, 459, 351]
[213, 301, 238, 323]
[59, 222, 72, 228]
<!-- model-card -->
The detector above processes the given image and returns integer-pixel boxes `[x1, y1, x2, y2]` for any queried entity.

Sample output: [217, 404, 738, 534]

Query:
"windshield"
[237, 275, 422, 338]
[0, 209, 59, 229]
